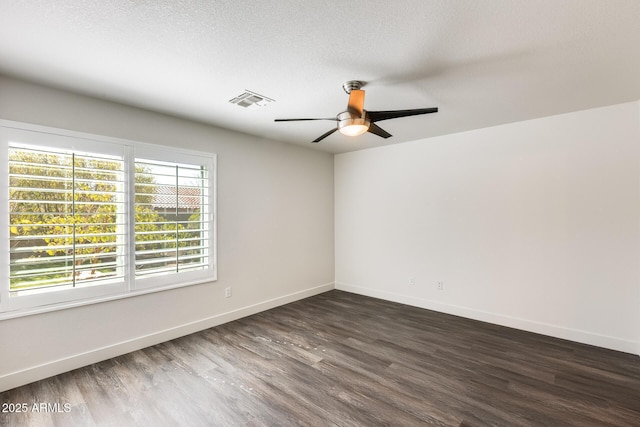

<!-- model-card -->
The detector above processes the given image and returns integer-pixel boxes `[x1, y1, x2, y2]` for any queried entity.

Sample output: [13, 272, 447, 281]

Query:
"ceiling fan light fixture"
[338, 112, 370, 137]
[339, 122, 369, 136]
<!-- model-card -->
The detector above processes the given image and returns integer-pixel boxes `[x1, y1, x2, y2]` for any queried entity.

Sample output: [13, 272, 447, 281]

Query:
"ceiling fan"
[275, 80, 438, 143]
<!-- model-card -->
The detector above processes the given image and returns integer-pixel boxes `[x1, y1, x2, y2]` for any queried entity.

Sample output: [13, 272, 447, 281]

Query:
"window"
[134, 157, 211, 287]
[0, 123, 216, 316]
[9, 145, 126, 293]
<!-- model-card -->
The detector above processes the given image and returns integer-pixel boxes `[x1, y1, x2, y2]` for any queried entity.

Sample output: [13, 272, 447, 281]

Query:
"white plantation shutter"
[134, 158, 210, 279]
[8, 145, 126, 295]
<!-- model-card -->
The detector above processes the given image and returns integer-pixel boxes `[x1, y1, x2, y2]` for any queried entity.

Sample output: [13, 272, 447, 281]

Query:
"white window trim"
[0, 119, 217, 320]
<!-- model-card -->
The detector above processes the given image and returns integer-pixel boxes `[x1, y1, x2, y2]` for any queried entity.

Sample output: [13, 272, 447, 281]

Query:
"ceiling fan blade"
[275, 118, 337, 122]
[368, 107, 438, 122]
[312, 127, 338, 143]
[347, 89, 365, 116]
[367, 123, 392, 139]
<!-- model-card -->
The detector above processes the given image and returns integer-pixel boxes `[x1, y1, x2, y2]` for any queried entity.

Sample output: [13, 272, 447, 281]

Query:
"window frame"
[0, 120, 217, 319]
[133, 146, 215, 290]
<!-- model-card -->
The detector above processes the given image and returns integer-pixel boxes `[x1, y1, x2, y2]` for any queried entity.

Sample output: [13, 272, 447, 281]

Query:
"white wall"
[336, 101, 640, 354]
[0, 75, 335, 391]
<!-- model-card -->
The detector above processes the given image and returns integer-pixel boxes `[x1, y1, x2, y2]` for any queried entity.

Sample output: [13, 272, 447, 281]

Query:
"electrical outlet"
[409, 276, 415, 286]
[436, 281, 444, 291]
[224, 287, 232, 298]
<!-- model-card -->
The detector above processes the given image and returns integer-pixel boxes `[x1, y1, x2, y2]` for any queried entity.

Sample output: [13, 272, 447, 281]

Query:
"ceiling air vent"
[229, 90, 274, 109]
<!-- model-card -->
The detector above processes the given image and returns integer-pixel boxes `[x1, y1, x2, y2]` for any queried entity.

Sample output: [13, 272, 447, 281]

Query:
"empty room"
[1, 1, 640, 425]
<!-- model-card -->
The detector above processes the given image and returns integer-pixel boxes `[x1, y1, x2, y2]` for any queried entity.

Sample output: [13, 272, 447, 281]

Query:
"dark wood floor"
[2, 290, 640, 426]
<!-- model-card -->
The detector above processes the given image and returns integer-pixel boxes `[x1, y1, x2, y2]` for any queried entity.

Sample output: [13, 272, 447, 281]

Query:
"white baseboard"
[335, 282, 640, 356]
[0, 282, 334, 392]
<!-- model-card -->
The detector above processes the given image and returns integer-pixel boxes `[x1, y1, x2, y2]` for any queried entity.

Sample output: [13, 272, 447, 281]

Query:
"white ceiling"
[1, 0, 639, 154]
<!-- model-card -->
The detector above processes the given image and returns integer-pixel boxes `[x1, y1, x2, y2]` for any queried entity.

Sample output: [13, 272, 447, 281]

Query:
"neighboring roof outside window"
[152, 186, 202, 210]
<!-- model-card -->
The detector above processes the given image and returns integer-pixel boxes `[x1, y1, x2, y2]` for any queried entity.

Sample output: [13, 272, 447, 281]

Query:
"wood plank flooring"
[2, 290, 640, 426]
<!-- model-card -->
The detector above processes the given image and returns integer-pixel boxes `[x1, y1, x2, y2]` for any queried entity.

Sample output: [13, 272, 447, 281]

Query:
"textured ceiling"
[0, 0, 639, 154]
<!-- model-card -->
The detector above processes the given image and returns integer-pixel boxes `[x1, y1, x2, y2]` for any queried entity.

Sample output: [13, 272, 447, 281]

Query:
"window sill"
[0, 275, 217, 321]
